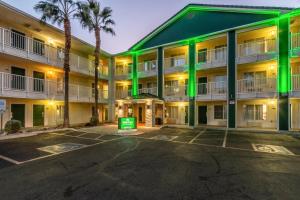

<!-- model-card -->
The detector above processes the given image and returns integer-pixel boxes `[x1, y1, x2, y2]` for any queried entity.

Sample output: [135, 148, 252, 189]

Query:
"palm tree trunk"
[63, 18, 71, 128]
[93, 27, 100, 125]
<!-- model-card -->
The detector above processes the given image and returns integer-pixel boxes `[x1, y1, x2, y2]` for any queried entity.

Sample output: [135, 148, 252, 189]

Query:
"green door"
[33, 71, 45, 92]
[11, 67, 26, 90]
[33, 105, 44, 126]
[11, 104, 25, 127]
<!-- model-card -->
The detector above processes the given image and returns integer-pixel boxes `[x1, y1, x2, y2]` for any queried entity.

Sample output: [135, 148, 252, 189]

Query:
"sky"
[2, 0, 300, 54]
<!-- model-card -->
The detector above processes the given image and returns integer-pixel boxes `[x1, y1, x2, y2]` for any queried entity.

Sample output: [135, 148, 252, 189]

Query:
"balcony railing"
[292, 74, 300, 92]
[164, 85, 187, 97]
[164, 55, 187, 69]
[237, 77, 277, 94]
[0, 73, 108, 102]
[237, 39, 277, 58]
[291, 33, 300, 50]
[138, 60, 157, 73]
[197, 82, 227, 97]
[138, 87, 157, 96]
[0, 27, 108, 77]
[116, 89, 131, 99]
[197, 47, 227, 67]
[115, 65, 131, 77]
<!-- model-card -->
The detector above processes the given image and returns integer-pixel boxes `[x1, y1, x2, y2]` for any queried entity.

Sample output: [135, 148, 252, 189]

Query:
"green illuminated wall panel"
[278, 17, 290, 131]
[131, 54, 138, 97]
[188, 41, 196, 126]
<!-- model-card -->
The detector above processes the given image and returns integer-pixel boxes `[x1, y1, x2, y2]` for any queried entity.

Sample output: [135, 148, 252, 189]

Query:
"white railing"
[0, 72, 108, 102]
[0, 27, 108, 77]
[197, 47, 227, 65]
[138, 87, 157, 96]
[291, 33, 300, 50]
[238, 39, 277, 58]
[115, 64, 131, 76]
[116, 89, 131, 99]
[197, 82, 227, 96]
[138, 60, 157, 73]
[292, 74, 300, 91]
[164, 55, 187, 69]
[164, 85, 187, 97]
[237, 77, 277, 94]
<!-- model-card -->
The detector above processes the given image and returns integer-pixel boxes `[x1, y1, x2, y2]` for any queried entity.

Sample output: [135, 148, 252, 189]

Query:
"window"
[214, 45, 226, 61]
[197, 48, 207, 63]
[244, 104, 267, 121]
[33, 38, 45, 56]
[166, 106, 178, 119]
[244, 38, 265, 55]
[244, 71, 266, 91]
[214, 75, 226, 93]
[214, 105, 227, 120]
[57, 78, 63, 93]
[11, 30, 26, 50]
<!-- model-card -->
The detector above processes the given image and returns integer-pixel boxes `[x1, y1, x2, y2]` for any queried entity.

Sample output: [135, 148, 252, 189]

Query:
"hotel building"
[1, 2, 300, 131]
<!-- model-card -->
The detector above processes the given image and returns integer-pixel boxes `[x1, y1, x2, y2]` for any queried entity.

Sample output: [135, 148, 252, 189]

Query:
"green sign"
[118, 117, 137, 130]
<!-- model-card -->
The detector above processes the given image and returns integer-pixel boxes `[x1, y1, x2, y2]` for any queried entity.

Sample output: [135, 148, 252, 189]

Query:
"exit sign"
[118, 117, 137, 130]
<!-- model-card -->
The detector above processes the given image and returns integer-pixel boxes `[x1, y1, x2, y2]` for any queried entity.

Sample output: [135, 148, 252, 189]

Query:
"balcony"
[138, 87, 157, 96]
[0, 27, 108, 78]
[290, 74, 300, 97]
[164, 55, 188, 74]
[291, 33, 300, 57]
[115, 65, 131, 80]
[138, 60, 157, 78]
[196, 47, 227, 70]
[237, 39, 277, 64]
[115, 89, 131, 99]
[0, 73, 108, 103]
[237, 77, 277, 99]
[164, 85, 188, 101]
[196, 82, 227, 101]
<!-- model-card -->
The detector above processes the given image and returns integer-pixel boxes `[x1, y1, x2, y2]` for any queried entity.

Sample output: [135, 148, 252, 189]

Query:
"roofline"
[129, 3, 294, 52]
[0, 0, 112, 57]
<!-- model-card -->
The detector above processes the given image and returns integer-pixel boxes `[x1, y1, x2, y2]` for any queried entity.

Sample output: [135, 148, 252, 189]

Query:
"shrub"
[4, 120, 22, 134]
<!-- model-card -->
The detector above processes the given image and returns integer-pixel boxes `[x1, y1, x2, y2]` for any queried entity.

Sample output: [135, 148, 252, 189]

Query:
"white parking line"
[0, 155, 21, 165]
[222, 129, 228, 148]
[188, 129, 206, 144]
[50, 132, 99, 141]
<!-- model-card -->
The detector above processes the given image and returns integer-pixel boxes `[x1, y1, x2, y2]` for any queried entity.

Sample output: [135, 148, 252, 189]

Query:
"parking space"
[0, 126, 300, 171]
[136, 127, 300, 157]
[0, 129, 125, 168]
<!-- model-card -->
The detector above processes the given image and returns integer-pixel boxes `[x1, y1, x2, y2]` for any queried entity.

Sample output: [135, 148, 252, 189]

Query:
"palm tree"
[76, 0, 115, 125]
[34, 0, 77, 127]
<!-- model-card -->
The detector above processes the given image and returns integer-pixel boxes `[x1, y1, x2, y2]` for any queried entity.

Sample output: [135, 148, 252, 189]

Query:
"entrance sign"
[118, 117, 137, 131]
[0, 99, 6, 113]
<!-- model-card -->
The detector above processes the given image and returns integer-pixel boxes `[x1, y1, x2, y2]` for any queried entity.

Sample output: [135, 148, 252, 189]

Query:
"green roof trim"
[129, 4, 293, 52]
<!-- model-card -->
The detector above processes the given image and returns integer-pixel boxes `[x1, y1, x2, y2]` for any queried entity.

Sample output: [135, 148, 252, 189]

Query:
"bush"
[89, 116, 99, 126]
[4, 120, 22, 134]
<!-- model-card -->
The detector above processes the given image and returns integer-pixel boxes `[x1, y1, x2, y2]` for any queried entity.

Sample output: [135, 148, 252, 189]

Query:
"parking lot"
[0, 126, 300, 199]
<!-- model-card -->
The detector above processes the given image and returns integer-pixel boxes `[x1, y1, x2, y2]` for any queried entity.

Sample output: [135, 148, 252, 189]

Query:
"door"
[11, 104, 25, 127]
[184, 106, 189, 124]
[33, 105, 44, 126]
[198, 106, 207, 125]
[33, 71, 45, 92]
[138, 106, 143, 123]
[11, 67, 26, 90]
[198, 77, 207, 95]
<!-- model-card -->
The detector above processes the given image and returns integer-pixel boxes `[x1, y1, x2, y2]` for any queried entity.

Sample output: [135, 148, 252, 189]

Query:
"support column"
[108, 57, 115, 122]
[278, 17, 290, 131]
[131, 53, 138, 98]
[157, 47, 164, 99]
[227, 30, 236, 128]
[188, 41, 196, 127]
